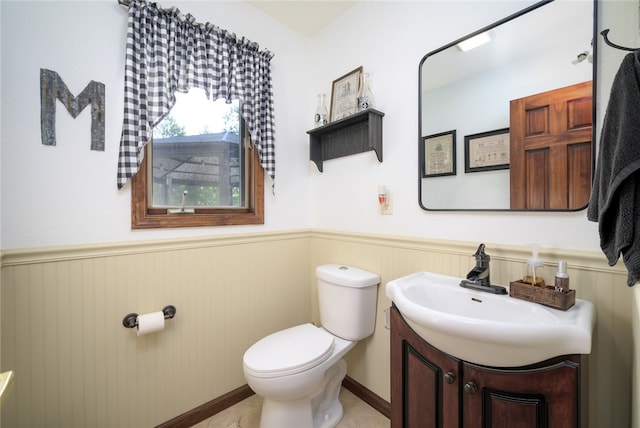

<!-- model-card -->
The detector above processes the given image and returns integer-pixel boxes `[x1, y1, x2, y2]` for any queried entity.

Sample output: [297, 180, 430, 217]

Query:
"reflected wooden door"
[510, 81, 592, 210]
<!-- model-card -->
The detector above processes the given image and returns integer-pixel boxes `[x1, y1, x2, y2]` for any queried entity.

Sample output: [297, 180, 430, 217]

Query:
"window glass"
[151, 89, 245, 209]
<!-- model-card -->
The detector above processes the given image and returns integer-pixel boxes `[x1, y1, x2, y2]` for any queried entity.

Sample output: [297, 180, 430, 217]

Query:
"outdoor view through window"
[151, 89, 244, 209]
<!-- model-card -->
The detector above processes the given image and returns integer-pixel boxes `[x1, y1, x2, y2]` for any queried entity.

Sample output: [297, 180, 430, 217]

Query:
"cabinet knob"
[443, 372, 455, 384]
[464, 382, 478, 394]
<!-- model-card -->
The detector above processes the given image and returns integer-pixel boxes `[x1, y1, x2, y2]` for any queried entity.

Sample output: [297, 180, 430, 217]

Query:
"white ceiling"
[247, 1, 358, 37]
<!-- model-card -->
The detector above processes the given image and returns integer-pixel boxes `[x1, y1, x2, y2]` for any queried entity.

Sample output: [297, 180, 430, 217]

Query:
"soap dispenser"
[554, 260, 570, 292]
[524, 245, 545, 287]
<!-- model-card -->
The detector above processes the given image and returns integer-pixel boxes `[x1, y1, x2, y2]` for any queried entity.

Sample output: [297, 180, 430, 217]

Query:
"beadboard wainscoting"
[1, 232, 312, 428]
[1, 230, 634, 427]
[309, 230, 633, 428]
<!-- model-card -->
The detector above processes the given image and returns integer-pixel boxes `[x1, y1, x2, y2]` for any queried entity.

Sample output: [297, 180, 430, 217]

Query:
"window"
[131, 89, 264, 229]
[118, 0, 275, 226]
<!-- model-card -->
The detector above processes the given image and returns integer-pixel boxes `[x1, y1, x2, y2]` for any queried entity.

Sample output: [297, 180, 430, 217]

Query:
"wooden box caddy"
[509, 280, 575, 310]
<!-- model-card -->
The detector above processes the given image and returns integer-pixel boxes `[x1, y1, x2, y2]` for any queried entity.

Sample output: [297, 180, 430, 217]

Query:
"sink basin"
[386, 271, 596, 367]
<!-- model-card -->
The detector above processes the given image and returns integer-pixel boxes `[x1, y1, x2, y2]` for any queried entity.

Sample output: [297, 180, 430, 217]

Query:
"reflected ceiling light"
[457, 32, 492, 52]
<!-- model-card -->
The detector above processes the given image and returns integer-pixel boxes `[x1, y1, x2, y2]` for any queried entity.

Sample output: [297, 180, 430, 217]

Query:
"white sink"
[386, 271, 596, 367]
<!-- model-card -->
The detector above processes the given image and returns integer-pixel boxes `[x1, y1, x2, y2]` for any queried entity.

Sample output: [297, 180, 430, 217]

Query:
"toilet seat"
[243, 324, 335, 378]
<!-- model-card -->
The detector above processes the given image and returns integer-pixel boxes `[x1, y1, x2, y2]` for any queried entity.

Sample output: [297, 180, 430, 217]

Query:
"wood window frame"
[131, 141, 264, 229]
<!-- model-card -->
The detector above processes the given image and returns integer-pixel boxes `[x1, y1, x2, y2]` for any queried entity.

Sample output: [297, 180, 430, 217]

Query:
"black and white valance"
[117, 0, 275, 189]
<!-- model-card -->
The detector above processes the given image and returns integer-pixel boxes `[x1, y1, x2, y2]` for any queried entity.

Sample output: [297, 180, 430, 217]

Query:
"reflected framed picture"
[330, 66, 362, 121]
[464, 128, 510, 173]
[423, 130, 456, 177]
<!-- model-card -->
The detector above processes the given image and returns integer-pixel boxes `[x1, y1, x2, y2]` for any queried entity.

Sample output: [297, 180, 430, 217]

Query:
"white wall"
[1, 0, 632, 255]
[0, 0, 312, 250]
[309, 0, 610, 254]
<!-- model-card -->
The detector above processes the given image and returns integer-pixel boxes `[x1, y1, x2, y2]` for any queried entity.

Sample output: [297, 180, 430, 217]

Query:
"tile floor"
[193, 388, 390, 428]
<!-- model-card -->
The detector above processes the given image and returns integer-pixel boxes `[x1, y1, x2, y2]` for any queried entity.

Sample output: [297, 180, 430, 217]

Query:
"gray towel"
[587, 50, 640, 286]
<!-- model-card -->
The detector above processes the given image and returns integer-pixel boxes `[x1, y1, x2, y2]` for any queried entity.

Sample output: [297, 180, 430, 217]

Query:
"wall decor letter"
[40, 68, 106, 151]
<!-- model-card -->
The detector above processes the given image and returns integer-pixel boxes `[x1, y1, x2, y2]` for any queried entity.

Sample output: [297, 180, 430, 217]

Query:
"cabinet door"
[461, 357, 581, 428]
[390, 307, 460, 428]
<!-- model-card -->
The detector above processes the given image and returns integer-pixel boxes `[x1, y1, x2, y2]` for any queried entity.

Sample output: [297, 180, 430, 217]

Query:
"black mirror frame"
[418, 0, 598, 212]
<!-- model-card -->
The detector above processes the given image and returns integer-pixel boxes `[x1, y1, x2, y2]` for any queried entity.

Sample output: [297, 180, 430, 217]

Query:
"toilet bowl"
[244, 324, 355, 427]
[242, 264, 380, 428]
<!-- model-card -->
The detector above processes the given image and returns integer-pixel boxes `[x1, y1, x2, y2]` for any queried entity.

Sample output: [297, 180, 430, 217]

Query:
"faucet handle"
[474, 243, 489, 260]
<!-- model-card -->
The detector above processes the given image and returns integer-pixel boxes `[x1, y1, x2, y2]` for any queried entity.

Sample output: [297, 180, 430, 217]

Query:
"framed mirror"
[419, 0, 597, 211]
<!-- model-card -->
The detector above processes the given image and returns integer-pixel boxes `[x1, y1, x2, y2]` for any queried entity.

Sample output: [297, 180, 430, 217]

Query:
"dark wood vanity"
[390, 306, 585, 427]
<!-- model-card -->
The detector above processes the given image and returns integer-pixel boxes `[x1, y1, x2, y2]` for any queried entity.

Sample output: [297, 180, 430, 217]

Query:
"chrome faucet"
[460, 244, 507, 294]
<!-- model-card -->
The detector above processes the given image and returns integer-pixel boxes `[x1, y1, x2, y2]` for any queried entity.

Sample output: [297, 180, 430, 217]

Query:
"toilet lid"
[243, 324, 335, 378]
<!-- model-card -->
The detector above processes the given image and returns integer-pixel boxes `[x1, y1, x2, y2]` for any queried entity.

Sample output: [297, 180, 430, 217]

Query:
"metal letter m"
[40, 68, 105, 151]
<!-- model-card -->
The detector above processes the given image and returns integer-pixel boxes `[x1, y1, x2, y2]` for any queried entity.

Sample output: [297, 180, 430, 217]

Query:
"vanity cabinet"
[390, 306, 584, 428]
[390, 305, 460, 427]
[306, 109, 383, 172]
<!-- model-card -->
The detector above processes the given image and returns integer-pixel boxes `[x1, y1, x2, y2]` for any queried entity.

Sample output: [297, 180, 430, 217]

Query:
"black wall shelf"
[307, 109, 384, 172]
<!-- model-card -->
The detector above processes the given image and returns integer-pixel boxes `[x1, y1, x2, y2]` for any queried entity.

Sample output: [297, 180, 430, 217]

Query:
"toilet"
[243, 264, 380, 428]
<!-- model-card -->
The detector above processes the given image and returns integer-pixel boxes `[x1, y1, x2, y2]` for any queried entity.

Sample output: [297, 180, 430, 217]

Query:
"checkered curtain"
[117, 0, 275, 189]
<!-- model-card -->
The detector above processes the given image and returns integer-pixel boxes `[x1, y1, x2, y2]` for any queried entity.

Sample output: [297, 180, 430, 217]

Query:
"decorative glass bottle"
[357, 72, 373, 111]
[314, 93, 328, 127]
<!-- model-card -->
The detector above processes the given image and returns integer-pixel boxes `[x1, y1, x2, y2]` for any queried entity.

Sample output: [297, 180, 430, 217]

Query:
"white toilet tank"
[316, 264, 380, 341]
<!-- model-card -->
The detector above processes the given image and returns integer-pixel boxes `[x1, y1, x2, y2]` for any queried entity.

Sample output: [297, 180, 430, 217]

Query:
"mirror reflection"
[419, 0, 596, 211]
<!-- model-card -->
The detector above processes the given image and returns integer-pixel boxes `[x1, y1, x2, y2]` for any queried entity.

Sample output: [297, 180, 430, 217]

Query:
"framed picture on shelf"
[464, 128, 510, 173]
[330, 66, 362, 121]
[422, 130, 456, 177]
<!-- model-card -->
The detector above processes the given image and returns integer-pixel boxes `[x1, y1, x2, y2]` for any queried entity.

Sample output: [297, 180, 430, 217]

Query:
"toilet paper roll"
[136, 311, 165, 336]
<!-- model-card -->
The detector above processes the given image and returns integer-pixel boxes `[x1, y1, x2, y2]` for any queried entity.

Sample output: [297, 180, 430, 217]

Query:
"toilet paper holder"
[122, 305, 177, 329]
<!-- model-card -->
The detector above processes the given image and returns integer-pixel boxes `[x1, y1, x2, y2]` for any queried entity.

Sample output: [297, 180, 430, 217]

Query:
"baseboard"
[155, 384, 254, 428]
[156, 376, 390, 427]
[342, 375, 391, 419]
